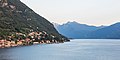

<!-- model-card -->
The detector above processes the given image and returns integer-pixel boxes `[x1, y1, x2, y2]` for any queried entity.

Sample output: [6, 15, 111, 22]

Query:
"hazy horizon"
[21, 0, 120, 26]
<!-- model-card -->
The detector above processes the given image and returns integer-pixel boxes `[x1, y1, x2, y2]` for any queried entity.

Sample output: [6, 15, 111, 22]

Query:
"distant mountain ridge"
[88, 22, 120, 39]
[53, 21, 120, 39]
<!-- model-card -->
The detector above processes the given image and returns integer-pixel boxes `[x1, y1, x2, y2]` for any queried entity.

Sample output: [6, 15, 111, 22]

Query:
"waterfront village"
[0, 31, 66, 48]
[0, 0, 68, 48]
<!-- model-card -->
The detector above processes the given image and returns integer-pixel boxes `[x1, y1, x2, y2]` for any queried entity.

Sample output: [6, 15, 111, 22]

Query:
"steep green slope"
[0, 0, 69, 41]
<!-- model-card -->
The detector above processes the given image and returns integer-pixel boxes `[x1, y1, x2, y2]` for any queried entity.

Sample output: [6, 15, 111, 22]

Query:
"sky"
[20, 0, 120, 26]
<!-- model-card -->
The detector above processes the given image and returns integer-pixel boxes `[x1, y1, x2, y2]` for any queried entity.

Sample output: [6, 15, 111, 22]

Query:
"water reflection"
[0, 48, 12, 60]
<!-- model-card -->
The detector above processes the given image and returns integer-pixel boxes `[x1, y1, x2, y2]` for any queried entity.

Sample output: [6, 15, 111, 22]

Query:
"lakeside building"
[0, 31, 65, 48]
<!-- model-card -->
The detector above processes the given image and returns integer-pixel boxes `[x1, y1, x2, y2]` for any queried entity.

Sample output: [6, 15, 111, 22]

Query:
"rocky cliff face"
[0, 0, 69, 41]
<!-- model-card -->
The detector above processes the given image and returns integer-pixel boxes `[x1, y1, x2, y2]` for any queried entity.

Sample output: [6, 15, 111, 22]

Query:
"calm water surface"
[0, 39, 120, 60]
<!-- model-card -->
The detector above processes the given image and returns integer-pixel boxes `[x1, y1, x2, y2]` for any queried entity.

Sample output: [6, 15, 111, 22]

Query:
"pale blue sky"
[21, 0, 120, 26]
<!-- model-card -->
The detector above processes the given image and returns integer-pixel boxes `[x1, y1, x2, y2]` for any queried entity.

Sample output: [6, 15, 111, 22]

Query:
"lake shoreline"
[0, 40, 70, 49]
[0, 39, 120, 60]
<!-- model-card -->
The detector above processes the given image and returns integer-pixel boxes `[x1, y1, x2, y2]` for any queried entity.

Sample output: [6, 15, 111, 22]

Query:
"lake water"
[0, 39, 120, 60]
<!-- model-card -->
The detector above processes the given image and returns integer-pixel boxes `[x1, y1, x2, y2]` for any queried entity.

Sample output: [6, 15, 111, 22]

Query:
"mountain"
[52, 22, 60, 30]
[88, 22, 120, 39]
[53, 21, 120, 39]
[0, 0, 69, 41]
[53, 21, 104, 38]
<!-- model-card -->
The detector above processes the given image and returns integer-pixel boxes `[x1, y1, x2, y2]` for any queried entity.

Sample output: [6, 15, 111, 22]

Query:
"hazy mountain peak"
[112, 22, 120, 26]
[54, 21, 120, 39]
